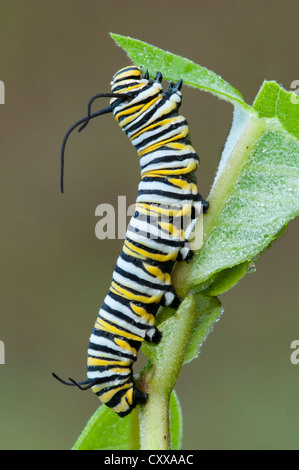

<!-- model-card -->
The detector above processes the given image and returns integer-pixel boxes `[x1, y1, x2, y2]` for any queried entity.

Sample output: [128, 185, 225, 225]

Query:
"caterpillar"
[53, 65, 208, 417]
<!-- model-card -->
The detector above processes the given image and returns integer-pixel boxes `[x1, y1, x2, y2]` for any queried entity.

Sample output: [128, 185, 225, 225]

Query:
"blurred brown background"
[0, 0, 298, 450]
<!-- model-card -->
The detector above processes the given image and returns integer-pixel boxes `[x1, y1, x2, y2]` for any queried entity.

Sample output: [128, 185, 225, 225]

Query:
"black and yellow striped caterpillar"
[54, 66, 208, 417]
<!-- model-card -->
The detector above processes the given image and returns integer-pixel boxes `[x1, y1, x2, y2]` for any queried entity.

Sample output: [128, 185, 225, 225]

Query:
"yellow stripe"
[112, 388, 134, 413]
[115, 104, 144, 122]
[95, 317, 142, 342]
[138, 127, 189, 157]
[159, 221, 185, 239]
[124, 239, 178, 262]
[143, 263, 165, 282]
[130, 115, 178, 140]
[142, 161, 198, 175]
[111, 280, 162, 304]
[140, 173, 196, 188]
[124, 240, 150, 259]
[168, 178, 189, 189]
[112, 68, 141, 81]
[91, 363, 131, 376]
[126, 386, 134, 406]
[130, 302, 155, 325]
[123, 243, 146, 260]
[117, 95, 161, 129]
[167, 142, 195, 151]
[136, 203, 190, 218]
[168, 178, 197, 193]
[94, 383, 132, 403]
[114, 337, 137, 356]
[119, 84, 143, 92]
[87, 357, 131, 367]
[111, 83, 144, 96]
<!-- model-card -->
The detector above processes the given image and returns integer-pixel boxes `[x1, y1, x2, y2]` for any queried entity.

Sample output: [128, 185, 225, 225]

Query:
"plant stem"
[138, 295, 197, 450]
[139, 384, 171, 450]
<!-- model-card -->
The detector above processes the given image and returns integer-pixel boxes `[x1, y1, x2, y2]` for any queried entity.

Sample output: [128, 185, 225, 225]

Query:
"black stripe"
[112, 67, 141, 82]
[112, 87, 161, 122]
[111, 279, 155, 301]
[88, 364, 131, 373]
[108, 289, 160, 316]
[141, 152, 199, 170]
[95, 381, 133, 401]
[111, 81, 140, 93]
[88, 341, 135, 361]
[133, 120, 188, 151]
[113, 265, 167, 292]
[101, 300, 150, 331]
[87, 370, 132, 384]
[141, 175, 195, 188]
[104, 385, 134, 408]
[119, 251, 173, 272]
[127, 223, 185, 247]
[120, 96, 172, 133]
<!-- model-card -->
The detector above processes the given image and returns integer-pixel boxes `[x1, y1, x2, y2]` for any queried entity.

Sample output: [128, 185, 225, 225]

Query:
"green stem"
[139, 384, 171, 450]
[138, 295, 197, 450]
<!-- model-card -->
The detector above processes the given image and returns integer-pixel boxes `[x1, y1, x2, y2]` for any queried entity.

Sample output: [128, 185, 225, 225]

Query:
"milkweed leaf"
[110, 33, 252, 112]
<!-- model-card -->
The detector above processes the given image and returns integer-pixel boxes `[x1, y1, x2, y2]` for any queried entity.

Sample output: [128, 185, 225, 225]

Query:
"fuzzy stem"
[138, 295, 197, 450]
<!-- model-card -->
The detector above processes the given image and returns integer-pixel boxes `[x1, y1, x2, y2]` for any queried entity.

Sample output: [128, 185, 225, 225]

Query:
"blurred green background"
[0, 0, 298, 450]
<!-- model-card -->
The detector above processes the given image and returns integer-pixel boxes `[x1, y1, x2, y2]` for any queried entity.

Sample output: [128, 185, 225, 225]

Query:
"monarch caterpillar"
[53, 66, 208, 417]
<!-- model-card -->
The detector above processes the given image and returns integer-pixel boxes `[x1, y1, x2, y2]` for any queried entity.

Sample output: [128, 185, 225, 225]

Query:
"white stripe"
[87, 348, 128, 361]
[112, 270, 164, 297]
[139, 147, 192, 167]
[112, 85, 161, 117]
[128, 217, 170, 240]
[91, 379, 130, 392]
[131, 117, 186, 147]
[105, 292, 152, 326]
[140, 158, 197, 175]
[136, 193, 194, 206]
[104, 293, 132, 318]
[87, 371, 130, 382]
[100, 309, 146, 338]
[117, 256, 163, 286]
[89, 333, 124, 354]
[138, 180, 195, 196]
[121, 97, 164, 132]
[128, 217, 184, 244]
[126, 230, 181, 255]
[125, 99, 182, 135]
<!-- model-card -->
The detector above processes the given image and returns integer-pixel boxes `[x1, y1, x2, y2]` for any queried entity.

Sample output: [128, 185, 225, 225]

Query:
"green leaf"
[202, 260, 256, 297]
[110, 33, 252, 111]
[72, 391, 182, 450]
[253, 80, 299, 140]
[185, 115, 299, 292]
[72, 405, 140, 450]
